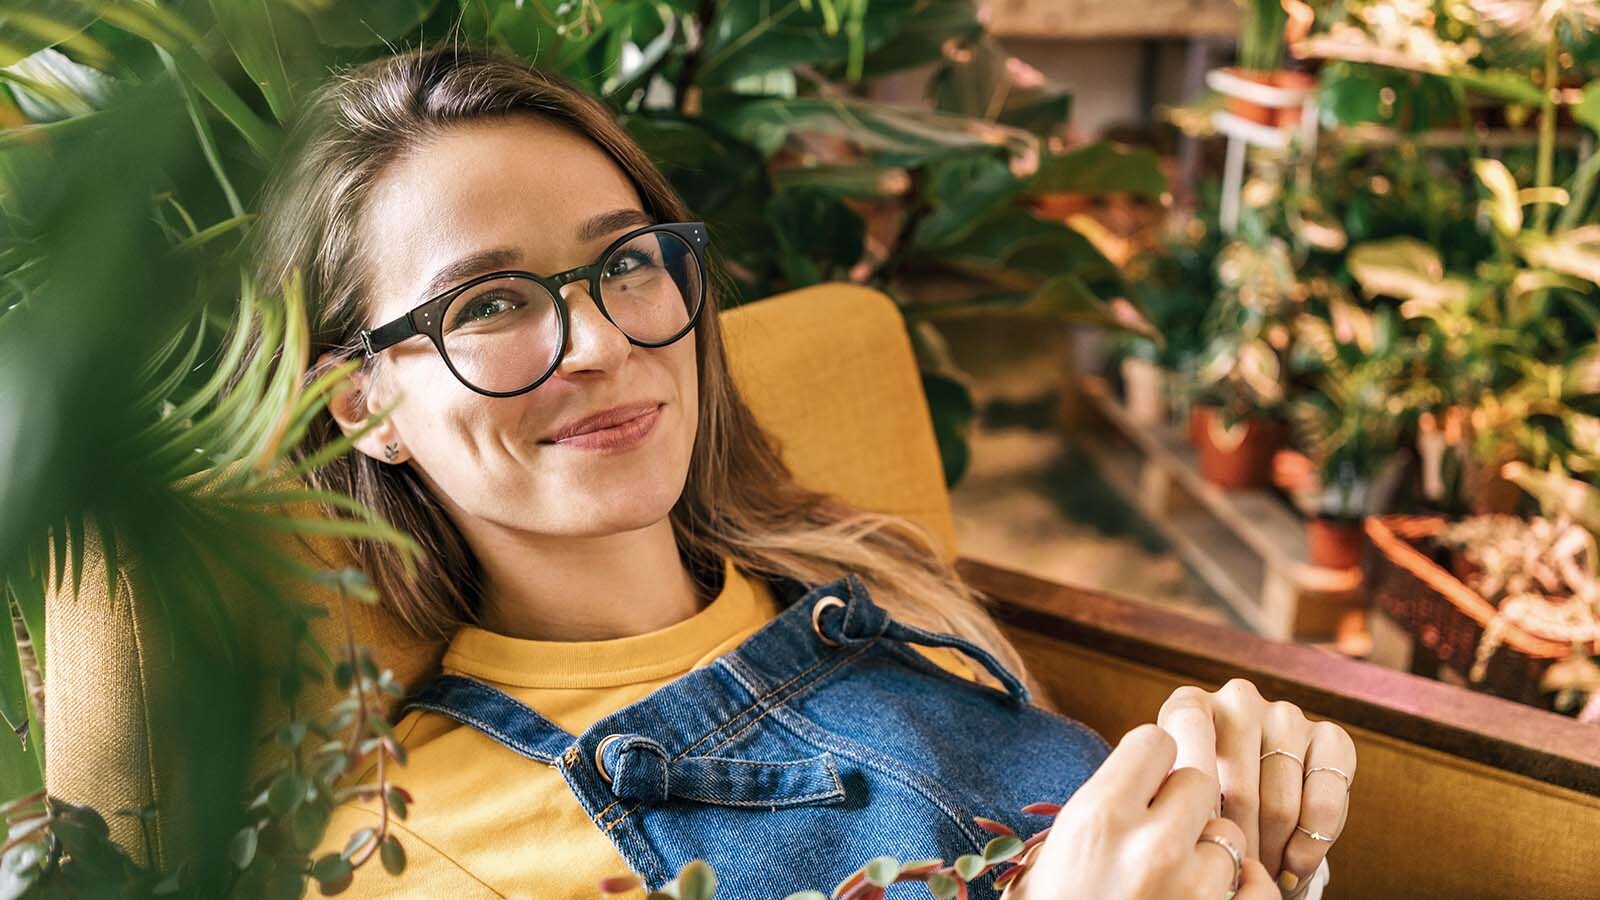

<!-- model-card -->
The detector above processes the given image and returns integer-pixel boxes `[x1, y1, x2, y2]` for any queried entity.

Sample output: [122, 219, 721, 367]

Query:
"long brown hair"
[246, 41, 1045, 702]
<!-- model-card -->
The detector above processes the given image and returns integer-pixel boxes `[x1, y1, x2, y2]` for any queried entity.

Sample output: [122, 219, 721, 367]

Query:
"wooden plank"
[1081, 377, 1360, 595]
[961, 557, 1600, 795]
[1080, 435, 1269, 633]
[988, 0, 1239, 39]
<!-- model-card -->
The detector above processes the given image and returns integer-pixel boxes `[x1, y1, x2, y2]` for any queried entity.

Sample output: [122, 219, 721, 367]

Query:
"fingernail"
[1277, 871, 1300, 891]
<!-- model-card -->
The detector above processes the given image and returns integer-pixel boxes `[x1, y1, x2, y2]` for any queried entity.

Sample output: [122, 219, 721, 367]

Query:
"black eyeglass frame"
[358, 220, 710, 398]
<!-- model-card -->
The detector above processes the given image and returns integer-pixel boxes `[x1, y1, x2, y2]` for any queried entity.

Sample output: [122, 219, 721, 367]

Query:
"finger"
[1148, 765, 1220, 840]
[1257, 701, 1314, 877]
[1189, 816, 1248, 898]
[1157, 687, 1219, 805]
[1233, 856, 1281, 900]
[1279, 720, 1357, 890]
[1077, 724, 1179, 812]
[1213, 679, 1265, 861]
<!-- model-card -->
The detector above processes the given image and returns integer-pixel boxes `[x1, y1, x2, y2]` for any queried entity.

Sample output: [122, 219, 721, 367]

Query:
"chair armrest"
[961, 557, 1600, 899]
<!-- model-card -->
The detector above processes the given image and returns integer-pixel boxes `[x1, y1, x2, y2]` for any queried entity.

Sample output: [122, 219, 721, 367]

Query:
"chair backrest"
[43, 282, 957, 860]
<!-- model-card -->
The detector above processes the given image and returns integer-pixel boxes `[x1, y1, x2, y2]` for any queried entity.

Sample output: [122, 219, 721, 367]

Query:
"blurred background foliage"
[0, 0, 1160, 895]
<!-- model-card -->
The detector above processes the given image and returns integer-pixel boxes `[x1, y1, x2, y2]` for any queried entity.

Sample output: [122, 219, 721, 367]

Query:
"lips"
[543, 402, 662, 443]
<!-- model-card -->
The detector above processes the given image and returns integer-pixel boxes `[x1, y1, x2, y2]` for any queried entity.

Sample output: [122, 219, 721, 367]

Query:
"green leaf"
[229, 825, 258, 870]
[300, 0, 439, 47]
[698, 0, 917, 86]
[953, 853, 985, 880]
[1575, 82, 1600, 136]
[385, 785, 409, 820]
[379, 835, 406, 876]
[310, 851, 352, 884]
[206, 0, 320, 123]
[674, 859, 717, 900]
[864, 856, 900, 886]
[1028, 141, 1164, 200]
[1474, 158, 1522, 238]
[982, 835, 1024, 863]
[266, 773, 306, 817]
[926, 872, 959, 899]
[341, 827, 375, 859]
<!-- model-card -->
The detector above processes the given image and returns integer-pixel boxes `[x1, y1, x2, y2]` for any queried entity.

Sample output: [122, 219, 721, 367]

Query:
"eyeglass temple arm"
[362, 315, 417, 357]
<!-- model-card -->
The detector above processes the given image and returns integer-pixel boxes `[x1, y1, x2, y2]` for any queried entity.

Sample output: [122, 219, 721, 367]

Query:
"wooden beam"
[959, 557, 1600, 796]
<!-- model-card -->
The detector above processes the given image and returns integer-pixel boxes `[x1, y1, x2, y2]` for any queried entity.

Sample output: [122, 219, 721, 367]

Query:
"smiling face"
[328, 114, 700, 540]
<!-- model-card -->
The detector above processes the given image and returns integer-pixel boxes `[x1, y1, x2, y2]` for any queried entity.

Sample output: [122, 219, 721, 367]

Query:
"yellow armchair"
[42, 282, 1600, 898]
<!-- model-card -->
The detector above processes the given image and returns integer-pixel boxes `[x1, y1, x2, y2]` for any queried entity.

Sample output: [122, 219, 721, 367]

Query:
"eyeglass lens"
[439, 229, 702, 394]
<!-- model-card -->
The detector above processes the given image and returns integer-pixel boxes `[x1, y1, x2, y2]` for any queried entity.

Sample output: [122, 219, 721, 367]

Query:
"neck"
[467, 518, 707, 642]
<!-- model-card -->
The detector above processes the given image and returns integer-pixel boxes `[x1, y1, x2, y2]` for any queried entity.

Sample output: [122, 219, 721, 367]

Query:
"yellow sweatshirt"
[314, 558, 981, 898]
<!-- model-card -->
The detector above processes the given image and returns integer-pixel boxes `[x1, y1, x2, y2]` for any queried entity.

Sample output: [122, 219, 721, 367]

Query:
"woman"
[248, 43, 1352, 900]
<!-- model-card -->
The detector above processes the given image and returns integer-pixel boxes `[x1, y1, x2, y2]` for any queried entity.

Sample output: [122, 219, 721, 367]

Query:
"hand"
[1003, 724, 1280, 900]
[1157, 679, 1357, 896]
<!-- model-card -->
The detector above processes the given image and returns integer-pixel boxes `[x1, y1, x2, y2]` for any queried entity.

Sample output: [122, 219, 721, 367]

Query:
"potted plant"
[1211, 0, 1316, 127]
[1117, 209, 1226, 427]
[1188, 218, 1300, 489]
[1367, 463, 1600, 711]
[1284, 304, 1409, 569]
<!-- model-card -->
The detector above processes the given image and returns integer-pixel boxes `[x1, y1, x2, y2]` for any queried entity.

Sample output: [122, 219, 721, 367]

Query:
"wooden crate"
[1076, 376, 1366, 647]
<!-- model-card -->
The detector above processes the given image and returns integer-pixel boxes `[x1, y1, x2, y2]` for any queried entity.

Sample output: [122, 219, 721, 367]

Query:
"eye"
[449, 291, 521, 329]
[604, 248, 657, 278]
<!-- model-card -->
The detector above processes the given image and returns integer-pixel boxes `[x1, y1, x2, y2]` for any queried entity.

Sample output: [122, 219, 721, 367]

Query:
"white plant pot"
[1120, 357, 1168, 427]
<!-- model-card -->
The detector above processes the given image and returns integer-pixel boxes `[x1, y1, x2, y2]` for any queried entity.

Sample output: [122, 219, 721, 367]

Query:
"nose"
[554, 281, 631, 376]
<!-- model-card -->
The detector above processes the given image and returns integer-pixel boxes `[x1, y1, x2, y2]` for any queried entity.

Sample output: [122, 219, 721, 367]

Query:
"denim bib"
[400, 571, 1112, 898]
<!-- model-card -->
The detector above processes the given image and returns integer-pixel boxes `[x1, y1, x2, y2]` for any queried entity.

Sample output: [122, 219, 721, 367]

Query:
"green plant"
[595, 803, 1059, 900]
[1287, 303, 1411, 518]
[0, 1, 1166, 894]
[1238, 0, 1290, 72]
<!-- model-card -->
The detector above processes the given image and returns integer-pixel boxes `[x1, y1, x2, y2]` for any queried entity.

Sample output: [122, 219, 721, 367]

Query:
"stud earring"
[383, 442, 400, 463]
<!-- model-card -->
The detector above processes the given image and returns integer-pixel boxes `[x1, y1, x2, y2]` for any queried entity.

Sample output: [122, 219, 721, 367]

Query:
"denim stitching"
[604, 625, 874, 832]
[760, 700, 990, 852]
[404, 701, 555, 763]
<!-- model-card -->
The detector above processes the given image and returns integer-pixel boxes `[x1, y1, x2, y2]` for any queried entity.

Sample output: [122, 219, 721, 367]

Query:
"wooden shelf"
[987, 0, 1239, 40]
[1077, 376, 1366, 647]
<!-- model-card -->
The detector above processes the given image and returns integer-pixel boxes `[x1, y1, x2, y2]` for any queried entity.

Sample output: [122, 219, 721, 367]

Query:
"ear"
[316, 350, 408, 465]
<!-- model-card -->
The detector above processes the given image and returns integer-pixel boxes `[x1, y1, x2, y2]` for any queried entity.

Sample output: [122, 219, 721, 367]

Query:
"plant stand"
[1204, 67, 1319, 235]
[1077, 376, 1367, 650]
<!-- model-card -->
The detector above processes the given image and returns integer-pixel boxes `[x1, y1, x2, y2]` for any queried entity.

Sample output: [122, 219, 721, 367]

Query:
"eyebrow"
[413, 208, 656, 304]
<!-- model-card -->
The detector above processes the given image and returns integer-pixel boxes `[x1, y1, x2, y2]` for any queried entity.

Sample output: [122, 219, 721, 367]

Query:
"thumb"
[1232, 857, 1279, 900]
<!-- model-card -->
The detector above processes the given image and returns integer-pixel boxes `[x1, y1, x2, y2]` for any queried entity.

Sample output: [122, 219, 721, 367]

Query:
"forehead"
[360, 114, 645, 323]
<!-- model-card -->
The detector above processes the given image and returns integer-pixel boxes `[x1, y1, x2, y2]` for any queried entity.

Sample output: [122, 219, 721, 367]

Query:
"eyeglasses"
[358, 221, 709, 397]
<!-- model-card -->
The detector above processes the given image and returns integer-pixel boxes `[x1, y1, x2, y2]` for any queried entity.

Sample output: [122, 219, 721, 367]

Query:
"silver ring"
[1196, 833, 1243, 896]
[1260, 748, 1305, 767]
[810, 596, 845, 647]
[594, 733, 624, 785]
[1304, 765, 1352, 790]
[1295, 823, 1336, 842]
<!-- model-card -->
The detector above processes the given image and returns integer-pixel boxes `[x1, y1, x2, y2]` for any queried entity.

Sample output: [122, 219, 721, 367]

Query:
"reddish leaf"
[899, 859, 943, 877]
[993, 866, 1022, 890]
[598, 874, 643, 894]
[832, 866, 868, 898]
[973, 817, 1014, 837]
[1020, 802, 1060, 816]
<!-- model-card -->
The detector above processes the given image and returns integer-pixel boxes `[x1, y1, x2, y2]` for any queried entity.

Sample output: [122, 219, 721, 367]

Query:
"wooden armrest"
[959, 557, 1600, 794]
[963, 558, 1600, 898]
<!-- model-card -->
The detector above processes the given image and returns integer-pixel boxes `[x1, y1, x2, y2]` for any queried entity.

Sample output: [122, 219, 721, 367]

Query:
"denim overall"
[400, 571, 1112, 898]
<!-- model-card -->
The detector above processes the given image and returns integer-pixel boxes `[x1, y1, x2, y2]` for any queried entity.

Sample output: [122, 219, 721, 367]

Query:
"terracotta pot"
[1187, 406, 1207, 449]
[1272, 70, 1318, 128]
[1223, 68, 1278, 126]
[1193, 406, 1285, 490]
[1308, 517, 1365, 570]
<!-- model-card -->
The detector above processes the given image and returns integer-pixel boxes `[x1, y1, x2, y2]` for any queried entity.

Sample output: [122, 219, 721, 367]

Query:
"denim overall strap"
[800, 573, 1032, 705]
[399, 674, 846, 809]
[400, 674, 572, 764]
